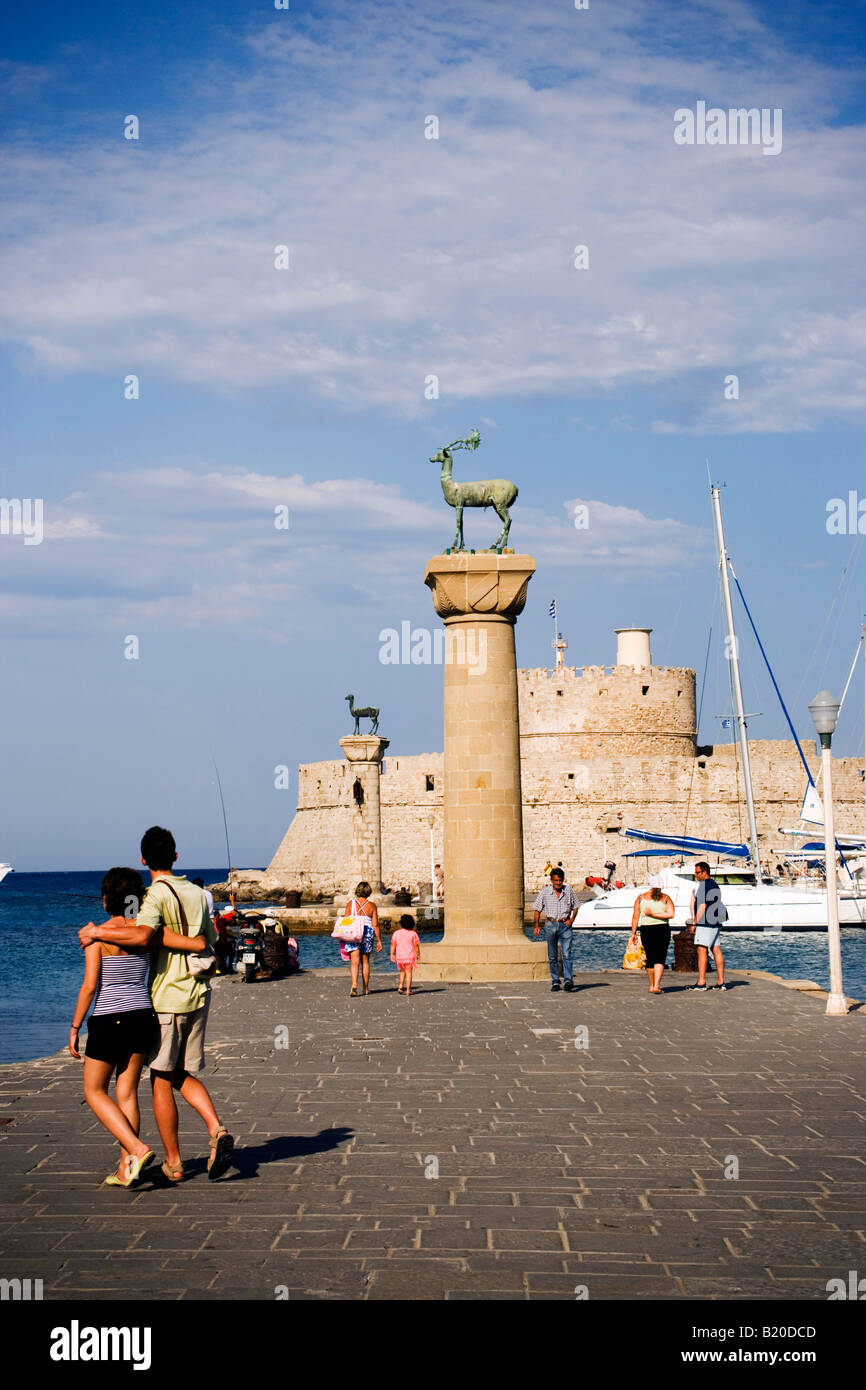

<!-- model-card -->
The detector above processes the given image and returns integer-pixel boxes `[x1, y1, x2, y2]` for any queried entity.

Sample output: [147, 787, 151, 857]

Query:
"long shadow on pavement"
[161, 1127, 355, 1183]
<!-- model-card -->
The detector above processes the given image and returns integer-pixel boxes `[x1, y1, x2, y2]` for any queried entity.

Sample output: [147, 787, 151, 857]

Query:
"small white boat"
[0, 863, 12, 885]
[576, 863, 866, 931]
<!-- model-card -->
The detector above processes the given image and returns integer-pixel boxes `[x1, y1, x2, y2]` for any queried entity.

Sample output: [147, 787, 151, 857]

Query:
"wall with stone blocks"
[267, 666, 865, 894]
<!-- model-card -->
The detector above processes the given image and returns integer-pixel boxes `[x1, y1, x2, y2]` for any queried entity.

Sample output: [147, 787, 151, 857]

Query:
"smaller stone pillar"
[339, 734, 389, 894]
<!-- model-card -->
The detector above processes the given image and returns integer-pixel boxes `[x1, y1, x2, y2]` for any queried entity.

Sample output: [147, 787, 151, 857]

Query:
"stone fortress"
[265, 626, 866, 898]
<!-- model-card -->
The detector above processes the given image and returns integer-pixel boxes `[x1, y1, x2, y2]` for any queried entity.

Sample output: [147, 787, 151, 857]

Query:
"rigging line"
[818, 536, 862, 691]
[792, 531, 861, 711]
[838, 631, 864, 716]
[731, 571, 815, 789]
[696, 624, 713, 739]
[724, 602, 747, 848]
[209, 753, 234, 897]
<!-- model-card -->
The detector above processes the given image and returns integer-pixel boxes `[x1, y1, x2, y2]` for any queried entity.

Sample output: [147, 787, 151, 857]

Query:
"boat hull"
[576, 877, 866, 931]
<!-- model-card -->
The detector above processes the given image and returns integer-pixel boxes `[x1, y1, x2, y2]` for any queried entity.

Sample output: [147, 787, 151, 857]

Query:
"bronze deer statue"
[429, 430, 518, 553]
[346, 694, 379, 735]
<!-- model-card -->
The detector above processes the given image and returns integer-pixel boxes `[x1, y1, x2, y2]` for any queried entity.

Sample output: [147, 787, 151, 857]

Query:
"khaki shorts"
[148, 993, 210, 1076]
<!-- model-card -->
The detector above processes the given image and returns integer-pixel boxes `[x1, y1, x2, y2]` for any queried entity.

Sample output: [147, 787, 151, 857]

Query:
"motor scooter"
[238, 919, 265, 983]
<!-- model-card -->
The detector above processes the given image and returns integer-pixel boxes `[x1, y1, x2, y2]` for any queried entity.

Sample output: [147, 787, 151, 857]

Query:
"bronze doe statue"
[346, 693, 379, 735]
[429, 429, 518, 553]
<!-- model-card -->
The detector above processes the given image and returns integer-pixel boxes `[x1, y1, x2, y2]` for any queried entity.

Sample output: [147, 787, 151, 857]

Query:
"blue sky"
[1, 0, 864, 870]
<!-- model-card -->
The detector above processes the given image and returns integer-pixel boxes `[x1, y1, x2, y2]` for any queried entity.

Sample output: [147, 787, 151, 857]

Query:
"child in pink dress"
[390, 914, 421, 995]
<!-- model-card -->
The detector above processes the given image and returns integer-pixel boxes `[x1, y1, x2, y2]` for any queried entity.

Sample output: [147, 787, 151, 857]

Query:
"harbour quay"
[0, 968, 863, 1302]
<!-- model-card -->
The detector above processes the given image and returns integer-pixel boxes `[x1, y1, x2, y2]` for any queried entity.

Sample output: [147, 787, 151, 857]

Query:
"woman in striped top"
[69, 867, 157, 1188]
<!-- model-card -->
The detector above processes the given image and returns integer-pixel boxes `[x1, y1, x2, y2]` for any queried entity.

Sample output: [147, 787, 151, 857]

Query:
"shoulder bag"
[159, 879, 219, 979]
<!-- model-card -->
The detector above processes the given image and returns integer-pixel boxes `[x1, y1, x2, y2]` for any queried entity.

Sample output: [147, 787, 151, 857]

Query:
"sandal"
[207, 1127, 235, 1181]
[103, 1150, 154, 1188]
[161, 1159, 184, 1183]
[103, 1156, 132, 1188]
[350, 986, 358, 997]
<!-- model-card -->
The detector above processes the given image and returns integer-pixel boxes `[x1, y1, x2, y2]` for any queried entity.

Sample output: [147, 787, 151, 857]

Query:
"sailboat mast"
[863, 620, 866, 841]
[710, 485, 762, 873]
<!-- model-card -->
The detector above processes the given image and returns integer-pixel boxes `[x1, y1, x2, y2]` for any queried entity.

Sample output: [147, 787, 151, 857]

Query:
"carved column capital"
[339, 735, 390, 765]
[424, 553, 536, 623]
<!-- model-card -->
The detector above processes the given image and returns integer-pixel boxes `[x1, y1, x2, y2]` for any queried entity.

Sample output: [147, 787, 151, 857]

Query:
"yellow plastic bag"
[622, 936, 647, 971]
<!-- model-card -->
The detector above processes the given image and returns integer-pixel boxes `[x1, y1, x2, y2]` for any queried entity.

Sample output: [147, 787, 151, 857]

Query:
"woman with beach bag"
[333, 881, 382, 997]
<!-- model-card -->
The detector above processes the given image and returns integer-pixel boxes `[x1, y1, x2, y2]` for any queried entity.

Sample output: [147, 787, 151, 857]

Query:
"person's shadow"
[164, 1126, 354, 1183]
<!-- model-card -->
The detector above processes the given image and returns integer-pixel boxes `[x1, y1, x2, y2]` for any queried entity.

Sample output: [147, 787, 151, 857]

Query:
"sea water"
[0, 871, 863, 1064]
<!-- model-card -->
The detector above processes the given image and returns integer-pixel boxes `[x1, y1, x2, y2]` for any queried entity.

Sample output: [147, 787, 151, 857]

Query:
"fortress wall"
[518, 665, 697, 751]
[379, 753, 444, 890]
[270, 754, 445, 896]
[266, 668, 864, 894]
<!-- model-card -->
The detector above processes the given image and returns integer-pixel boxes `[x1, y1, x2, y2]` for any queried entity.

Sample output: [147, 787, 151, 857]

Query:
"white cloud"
[0, 464, 707, 635]
[0, 2, 862, 432]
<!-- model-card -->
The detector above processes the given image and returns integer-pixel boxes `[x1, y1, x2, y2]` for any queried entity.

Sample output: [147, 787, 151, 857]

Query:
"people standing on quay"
[70, 867, 157, 1187]
[391, 914, 421, 995]
[689, 861, 727, 992]
[629, 874, 675, 994]
[343, 880, 383, 996]
[80, 826, 235, 1183]
[434, 863, 444, 900]
[533, 867, 579, 992]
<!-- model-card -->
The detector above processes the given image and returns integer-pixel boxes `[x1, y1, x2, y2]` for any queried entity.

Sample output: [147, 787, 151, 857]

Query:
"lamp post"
[808, 689, 848, 1016]
[427, 814, 437, 909]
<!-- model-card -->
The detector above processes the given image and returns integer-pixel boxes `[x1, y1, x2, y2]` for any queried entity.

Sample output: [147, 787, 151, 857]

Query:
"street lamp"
[808, 690, 848, 1016]
[427, 814, 437, 908]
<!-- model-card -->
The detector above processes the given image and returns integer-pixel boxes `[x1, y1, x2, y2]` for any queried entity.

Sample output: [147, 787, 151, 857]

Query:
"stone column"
[420, 553, 547, 980]
[339, 734, 389, 895]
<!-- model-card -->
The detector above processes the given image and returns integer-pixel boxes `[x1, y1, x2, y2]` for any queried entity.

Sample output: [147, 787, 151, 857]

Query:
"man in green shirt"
[79, 825, 234, 1183]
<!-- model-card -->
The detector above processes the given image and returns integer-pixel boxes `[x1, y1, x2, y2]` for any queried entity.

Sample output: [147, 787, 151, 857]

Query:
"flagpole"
[551, 596, 558, 667]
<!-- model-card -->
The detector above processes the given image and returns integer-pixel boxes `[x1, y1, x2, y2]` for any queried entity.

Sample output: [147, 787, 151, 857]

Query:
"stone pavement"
[0, 970, 864, 1301]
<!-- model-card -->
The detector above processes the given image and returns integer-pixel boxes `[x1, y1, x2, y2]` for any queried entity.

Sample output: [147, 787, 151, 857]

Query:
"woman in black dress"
[630, 875, 675, 994]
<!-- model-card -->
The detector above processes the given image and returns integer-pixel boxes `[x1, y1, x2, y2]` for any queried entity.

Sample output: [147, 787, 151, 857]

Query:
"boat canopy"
[624, 828, 750, 859]
[622, 849, 685, 859]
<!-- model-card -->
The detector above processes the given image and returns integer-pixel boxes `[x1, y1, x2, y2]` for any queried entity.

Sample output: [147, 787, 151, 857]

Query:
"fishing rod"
[210, 753, 234, 901]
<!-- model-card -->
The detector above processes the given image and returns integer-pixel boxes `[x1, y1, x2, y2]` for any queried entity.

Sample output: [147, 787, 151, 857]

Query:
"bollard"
[673, 927, 698, 973]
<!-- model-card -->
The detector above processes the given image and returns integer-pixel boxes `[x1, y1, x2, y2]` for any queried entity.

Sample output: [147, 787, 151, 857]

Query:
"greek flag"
[549, 599, 556, 619]
[721, 718, 732, 729]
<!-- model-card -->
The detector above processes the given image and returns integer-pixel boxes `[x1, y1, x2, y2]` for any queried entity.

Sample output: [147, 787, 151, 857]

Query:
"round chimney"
[615, 627, 652, 669]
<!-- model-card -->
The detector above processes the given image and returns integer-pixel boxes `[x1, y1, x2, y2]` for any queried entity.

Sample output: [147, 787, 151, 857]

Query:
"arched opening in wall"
[425, 775, 435, 791]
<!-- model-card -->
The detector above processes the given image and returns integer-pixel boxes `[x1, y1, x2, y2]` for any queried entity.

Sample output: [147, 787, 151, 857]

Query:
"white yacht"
[577, 862, 866, 930]
[0, 863, 12, 885]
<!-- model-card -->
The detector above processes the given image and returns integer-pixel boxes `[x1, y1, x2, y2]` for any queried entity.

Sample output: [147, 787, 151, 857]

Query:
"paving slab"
[0, 969, 863, 1300]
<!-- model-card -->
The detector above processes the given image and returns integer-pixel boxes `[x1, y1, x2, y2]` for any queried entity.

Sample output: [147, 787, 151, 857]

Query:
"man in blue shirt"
[533, 868, 579, 992]
[689, 861, 727, 991]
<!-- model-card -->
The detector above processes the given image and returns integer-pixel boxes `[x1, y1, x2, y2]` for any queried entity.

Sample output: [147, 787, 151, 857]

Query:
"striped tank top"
[91, 951, 152, 1016]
